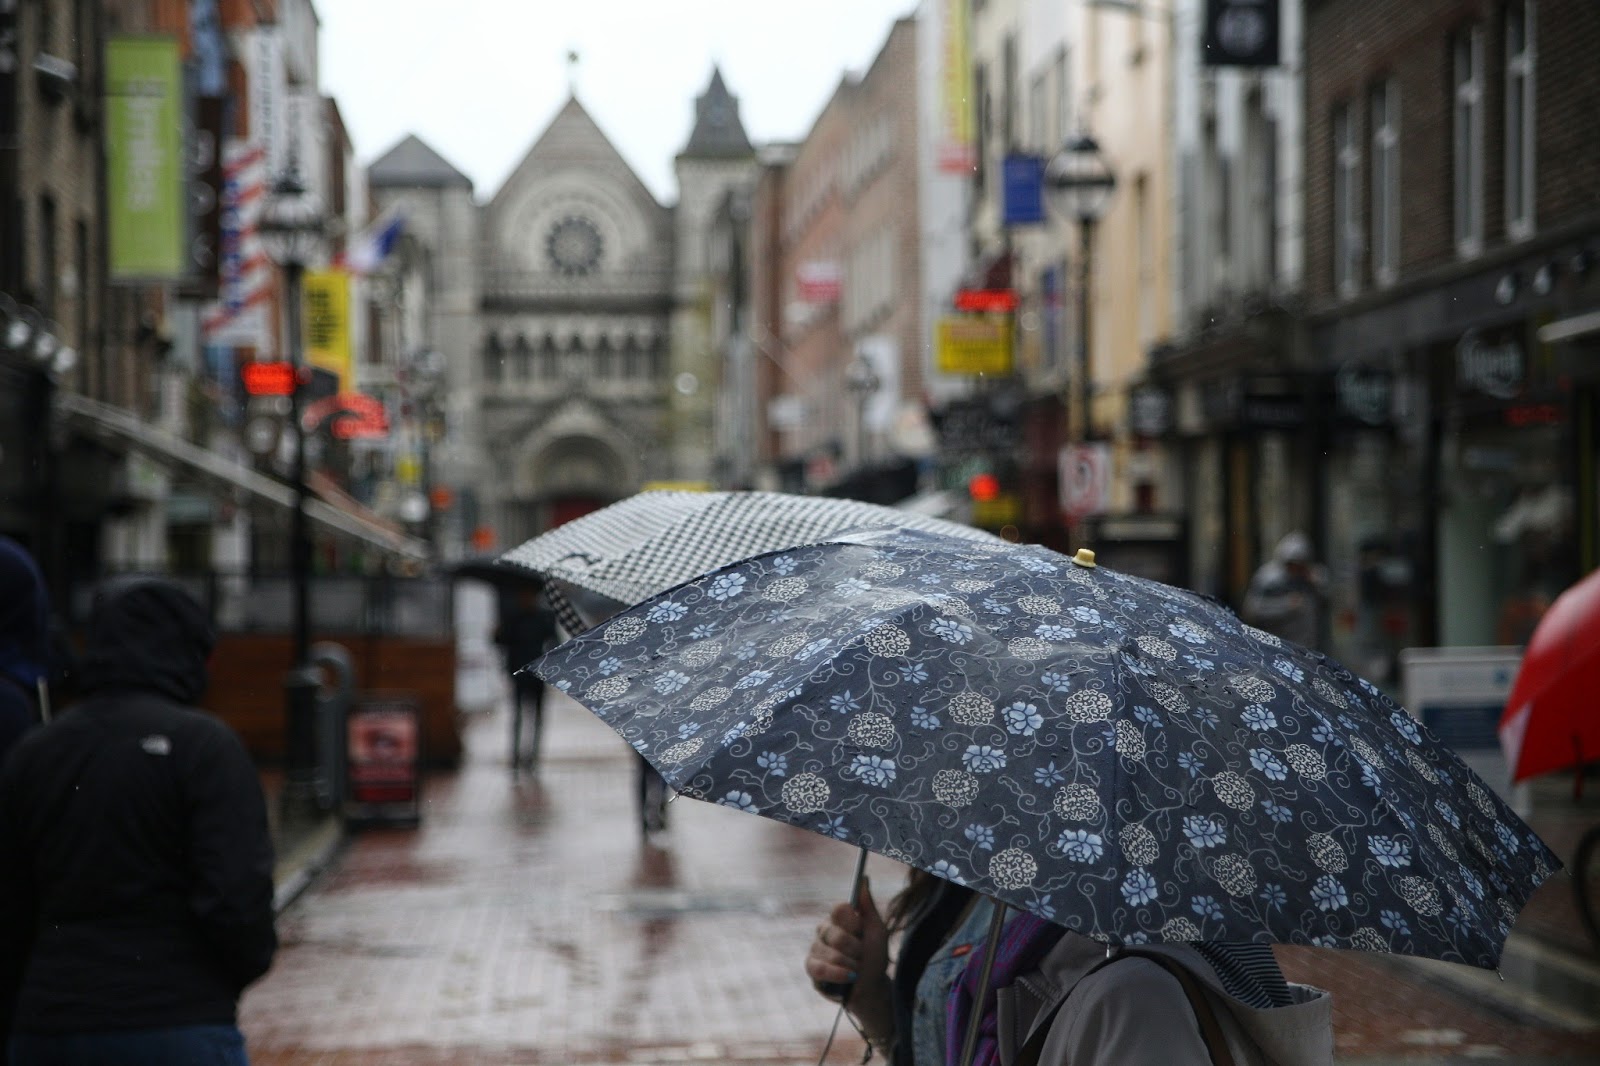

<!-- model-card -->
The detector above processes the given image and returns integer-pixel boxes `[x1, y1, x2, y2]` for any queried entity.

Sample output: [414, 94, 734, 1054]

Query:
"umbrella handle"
[957, 900, 1009, 1066]
[816, 847, 870, 1002]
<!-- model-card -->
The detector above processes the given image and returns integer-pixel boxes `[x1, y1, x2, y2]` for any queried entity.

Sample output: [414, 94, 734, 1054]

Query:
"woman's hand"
[804, 879, 894, 1045]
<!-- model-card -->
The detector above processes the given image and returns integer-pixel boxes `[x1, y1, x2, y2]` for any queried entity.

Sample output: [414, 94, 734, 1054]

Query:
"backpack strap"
[1012, 950, 1237, 1066]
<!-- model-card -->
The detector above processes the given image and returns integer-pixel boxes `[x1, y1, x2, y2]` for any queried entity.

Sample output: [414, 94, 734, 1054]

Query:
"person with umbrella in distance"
[494, 582, 560, 774]
[0, 577, 276, 1064]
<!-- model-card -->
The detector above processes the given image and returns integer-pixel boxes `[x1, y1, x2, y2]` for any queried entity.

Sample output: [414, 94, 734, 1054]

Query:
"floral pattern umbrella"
[534, 528, 1559, 968]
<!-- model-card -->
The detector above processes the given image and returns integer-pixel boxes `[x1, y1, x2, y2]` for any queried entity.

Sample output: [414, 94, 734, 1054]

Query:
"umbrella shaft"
[958, 901, 1009, 1066]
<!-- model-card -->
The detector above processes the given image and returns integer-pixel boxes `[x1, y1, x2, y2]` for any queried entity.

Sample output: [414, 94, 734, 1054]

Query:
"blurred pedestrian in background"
[0, 538, 50, 762]
[1242, 531, 1327, 650]
[494, 583, 559, 773]
[804, 871, 1331, 1065]
[0, 577, 276, 1065]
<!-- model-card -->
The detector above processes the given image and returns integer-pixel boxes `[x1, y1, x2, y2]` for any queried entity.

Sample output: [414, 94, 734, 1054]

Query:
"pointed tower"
[368, 134, 481, 556]
[670, 67, 757, 483]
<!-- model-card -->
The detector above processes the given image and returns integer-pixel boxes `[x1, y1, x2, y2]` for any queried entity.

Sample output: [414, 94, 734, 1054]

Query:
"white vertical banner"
[250, 29, 287, 178]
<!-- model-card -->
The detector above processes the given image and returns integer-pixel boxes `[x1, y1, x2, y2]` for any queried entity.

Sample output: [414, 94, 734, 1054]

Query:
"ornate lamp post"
[257, 162, 326, 819]
[843, 350, 882, 469]
[1046, 134, 1117, 440]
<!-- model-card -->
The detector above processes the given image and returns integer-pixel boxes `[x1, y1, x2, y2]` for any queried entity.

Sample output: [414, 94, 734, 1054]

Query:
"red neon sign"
[954, 289, 1019, 314]
[242, 362, 296, 396]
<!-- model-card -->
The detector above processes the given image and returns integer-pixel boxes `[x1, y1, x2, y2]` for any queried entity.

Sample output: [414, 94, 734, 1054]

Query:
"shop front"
[1313, 230, 1600, 669]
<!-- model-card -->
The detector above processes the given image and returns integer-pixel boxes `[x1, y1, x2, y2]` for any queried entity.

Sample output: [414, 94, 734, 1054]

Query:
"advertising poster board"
[1399, 646, 1529, 817]
[345, 694, 422, 826]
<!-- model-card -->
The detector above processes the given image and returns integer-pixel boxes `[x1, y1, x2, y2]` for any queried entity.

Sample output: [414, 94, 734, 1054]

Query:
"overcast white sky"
[316, 0, 919, 205]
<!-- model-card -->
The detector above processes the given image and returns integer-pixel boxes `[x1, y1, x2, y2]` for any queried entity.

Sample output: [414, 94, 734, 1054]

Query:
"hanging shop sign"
[1002, 154, 1047, 226]
[303, 270, 352, 389]
[1456, 326, 1526, 401]
[953, 288, 1019, 313]
[797, 260, 842, 304]
[1334, 361, 1394, 426]
[1059, 443, 1112, 521]
[1202, 0, 1280, 67]
[1128, 385, 1173, 438]
[936, 316, 1013, 376]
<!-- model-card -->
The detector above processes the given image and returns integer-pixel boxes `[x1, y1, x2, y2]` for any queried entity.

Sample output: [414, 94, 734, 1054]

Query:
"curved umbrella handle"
[816, 847, 870, 1002]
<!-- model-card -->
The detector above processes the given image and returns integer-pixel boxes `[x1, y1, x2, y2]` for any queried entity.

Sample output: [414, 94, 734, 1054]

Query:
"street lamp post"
[1046, 134, 1117, 440]
[258, 163, 326, 820]
[843, 350, 882, 469]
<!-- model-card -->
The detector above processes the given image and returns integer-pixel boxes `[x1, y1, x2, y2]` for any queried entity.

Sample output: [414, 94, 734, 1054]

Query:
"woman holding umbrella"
[804, 871, 1331, 1065]
[534, 528, 1555, 1066]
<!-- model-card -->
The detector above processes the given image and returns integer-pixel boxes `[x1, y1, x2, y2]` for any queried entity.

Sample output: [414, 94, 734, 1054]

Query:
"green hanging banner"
[106, 36, 185, 280]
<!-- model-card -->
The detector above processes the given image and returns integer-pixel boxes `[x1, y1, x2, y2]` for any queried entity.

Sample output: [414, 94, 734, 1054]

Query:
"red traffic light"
[968, 473, 1001, 502]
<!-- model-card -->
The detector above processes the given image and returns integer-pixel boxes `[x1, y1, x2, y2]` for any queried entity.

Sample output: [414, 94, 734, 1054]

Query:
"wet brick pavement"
[244, 693, 1600, 1065]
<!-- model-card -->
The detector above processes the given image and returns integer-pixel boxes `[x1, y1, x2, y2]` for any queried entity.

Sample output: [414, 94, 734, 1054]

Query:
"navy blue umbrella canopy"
[534, 528, 1559, 968]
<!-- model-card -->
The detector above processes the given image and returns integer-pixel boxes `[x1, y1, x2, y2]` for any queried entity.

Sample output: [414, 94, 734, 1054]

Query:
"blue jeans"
[8, 1024, 249, 1066]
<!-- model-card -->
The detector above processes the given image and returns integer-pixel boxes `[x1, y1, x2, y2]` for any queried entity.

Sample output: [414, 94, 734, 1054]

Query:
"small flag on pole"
[335, 211, 405, 275]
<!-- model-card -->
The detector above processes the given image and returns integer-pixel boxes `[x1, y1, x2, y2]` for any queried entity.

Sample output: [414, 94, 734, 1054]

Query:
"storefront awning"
[1539, 309, 1600, 345]
[57, 393, 428, 560]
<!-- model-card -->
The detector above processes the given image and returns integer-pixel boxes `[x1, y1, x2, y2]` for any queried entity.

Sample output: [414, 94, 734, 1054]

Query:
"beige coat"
[994, 935, 1334, 1066]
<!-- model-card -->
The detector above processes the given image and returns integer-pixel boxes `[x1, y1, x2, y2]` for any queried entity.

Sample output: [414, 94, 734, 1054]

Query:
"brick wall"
[1305, 0, 1600, 307]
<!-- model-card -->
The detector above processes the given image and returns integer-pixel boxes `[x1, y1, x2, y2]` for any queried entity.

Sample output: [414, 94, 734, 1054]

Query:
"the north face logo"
[140, 735, 172, 756]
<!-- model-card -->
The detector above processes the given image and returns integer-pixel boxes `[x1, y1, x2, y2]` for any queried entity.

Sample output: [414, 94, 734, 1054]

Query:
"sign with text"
[1400, 647, 1529, 816]
[106, 37, 185, 280]
[1059, 443, 1112, 521]
[936, 316, 1013, 376]
[345, 694, 421, 826]
[303, 270, 352, 388]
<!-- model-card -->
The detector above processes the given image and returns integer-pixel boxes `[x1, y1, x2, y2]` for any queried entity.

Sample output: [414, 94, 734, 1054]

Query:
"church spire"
[680, 65, 753, 159]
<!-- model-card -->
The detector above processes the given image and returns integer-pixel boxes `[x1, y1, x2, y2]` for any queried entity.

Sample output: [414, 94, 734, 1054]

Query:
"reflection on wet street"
[242, 693, 873, 1065]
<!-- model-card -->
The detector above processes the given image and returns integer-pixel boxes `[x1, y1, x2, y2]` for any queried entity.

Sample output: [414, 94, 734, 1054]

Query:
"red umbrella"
[1499, 567, 1600, 785]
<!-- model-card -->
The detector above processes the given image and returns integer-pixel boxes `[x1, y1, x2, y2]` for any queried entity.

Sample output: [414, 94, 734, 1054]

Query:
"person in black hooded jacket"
[0, 577, 277, 1065]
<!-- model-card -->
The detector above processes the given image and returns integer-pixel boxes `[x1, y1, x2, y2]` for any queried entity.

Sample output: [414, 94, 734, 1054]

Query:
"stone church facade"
[370, 71, 755, 551]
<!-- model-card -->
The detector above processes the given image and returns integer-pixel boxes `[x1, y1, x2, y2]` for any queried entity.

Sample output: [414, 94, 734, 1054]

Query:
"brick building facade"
[1304, 0, 1600, 680]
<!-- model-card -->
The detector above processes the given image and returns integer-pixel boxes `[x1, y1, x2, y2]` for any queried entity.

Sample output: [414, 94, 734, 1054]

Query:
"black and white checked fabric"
[502, 491, 1002, 630]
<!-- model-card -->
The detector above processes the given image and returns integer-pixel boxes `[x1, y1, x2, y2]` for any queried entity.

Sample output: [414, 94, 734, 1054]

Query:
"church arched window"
[595, 336, 614, 380]
[483, 335, 503, 384]
[512, 335, 533, 381]
[539, 336, 559, 381]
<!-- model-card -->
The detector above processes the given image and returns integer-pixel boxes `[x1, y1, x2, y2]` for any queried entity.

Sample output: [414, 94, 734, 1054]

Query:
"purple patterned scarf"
[943, 909, 1063, 1066]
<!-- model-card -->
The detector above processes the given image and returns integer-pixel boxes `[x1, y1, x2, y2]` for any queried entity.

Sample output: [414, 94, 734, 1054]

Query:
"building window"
[1370, 78, 1400, 286]
[1505, 1, 1535, 239]
[1029, 71, 1049, 153]
[1332, 102, 1362, 297]
[1055, 47, 1072, 147]
[483, 337, 503, 384]
[973, 62, 989, 195]
[1453, 25, 1485, 257]
[39, 195, 57, 319]
[1135, 173, 1154, 345]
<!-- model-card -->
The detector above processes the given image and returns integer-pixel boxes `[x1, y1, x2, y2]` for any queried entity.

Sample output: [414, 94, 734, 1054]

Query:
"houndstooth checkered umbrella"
[500, 491, 1002, 635]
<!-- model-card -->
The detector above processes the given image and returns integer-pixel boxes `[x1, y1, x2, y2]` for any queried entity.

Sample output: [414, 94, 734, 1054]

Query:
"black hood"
[80, 577, 215, 704]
